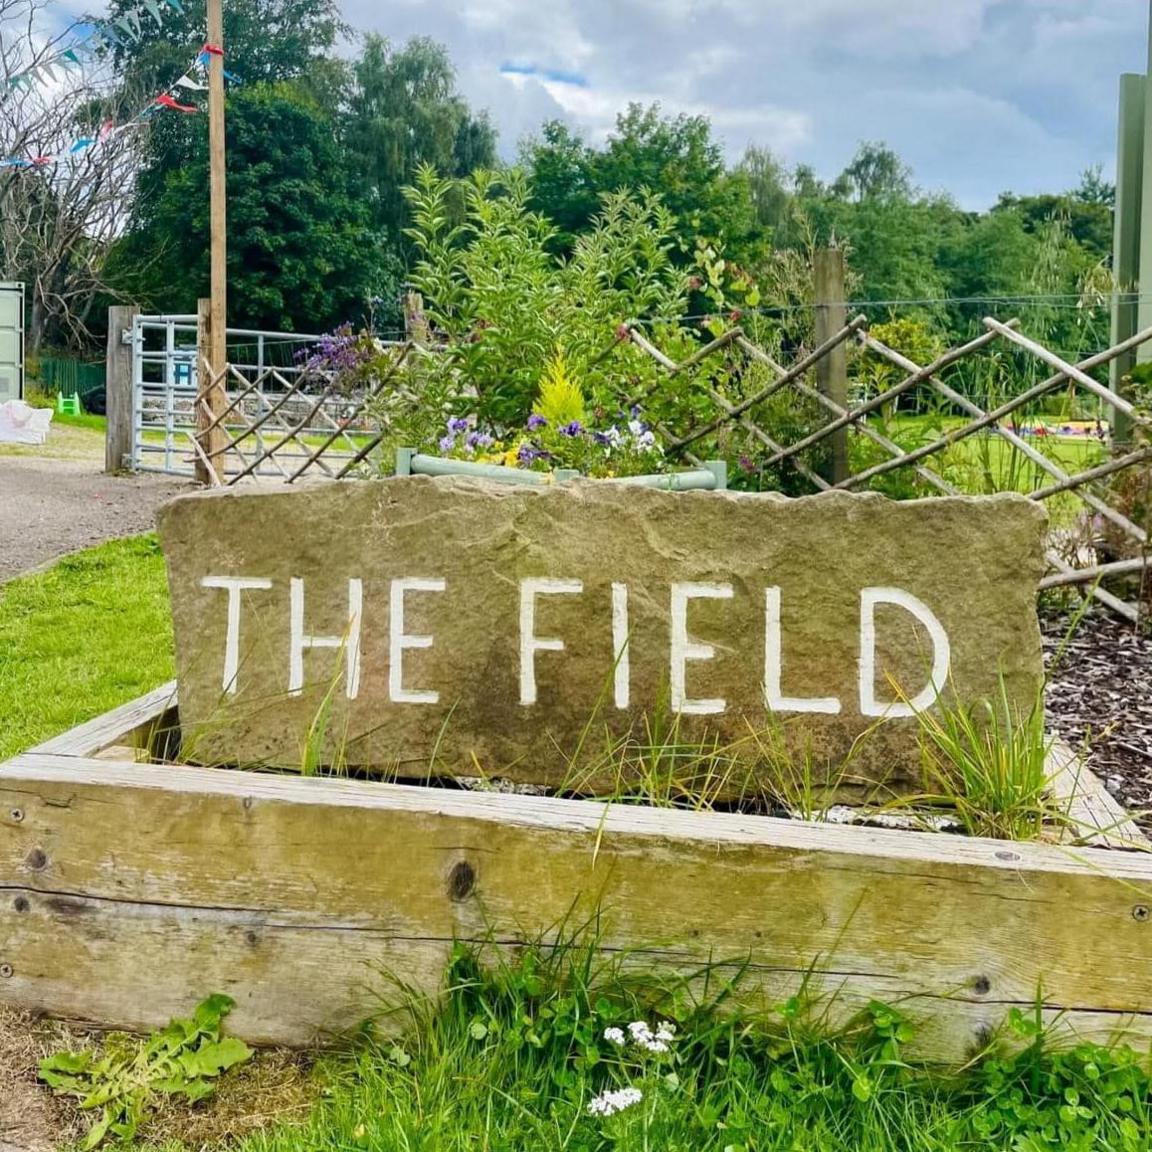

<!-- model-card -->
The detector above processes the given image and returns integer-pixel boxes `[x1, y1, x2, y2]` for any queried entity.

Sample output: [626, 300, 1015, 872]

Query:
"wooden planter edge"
[2, 688, 1152, 1064]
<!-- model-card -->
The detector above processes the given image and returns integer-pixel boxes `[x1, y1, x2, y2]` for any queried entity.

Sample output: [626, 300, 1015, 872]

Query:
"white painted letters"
[289, 577, 363, 699]
[612, 582, 630, 710]
[670, 583, 733, 715]
[389, 578, 447, 704]
[201, 576, 273, 695]
[764, 587, 842, 715]
[211, 572, 955, 723]
[859, 587, 951, 718]
[520, 578, 584, 706]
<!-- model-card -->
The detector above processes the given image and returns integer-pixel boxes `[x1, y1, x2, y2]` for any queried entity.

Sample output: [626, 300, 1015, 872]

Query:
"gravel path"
[0, 427, 192, 583]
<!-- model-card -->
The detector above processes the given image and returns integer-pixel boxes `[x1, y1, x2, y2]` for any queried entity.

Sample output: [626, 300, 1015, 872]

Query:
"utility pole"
[196, 0, 228, 484]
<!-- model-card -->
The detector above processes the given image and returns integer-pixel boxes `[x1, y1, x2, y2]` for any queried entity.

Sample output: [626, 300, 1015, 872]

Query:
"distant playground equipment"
[56, 391, 83, 417]
[1005, 418, 1110, 442]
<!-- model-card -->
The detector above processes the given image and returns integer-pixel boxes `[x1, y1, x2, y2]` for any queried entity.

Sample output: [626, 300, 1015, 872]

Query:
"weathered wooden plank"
[1047, 741, 1150, 850]
[2, 750, 1152, 1061]
[1, 884, 1148, 1056]
[29, 683, 177, 758]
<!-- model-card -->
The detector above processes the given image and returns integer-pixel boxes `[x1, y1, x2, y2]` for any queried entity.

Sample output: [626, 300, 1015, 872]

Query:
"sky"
[342, 0, 1152, 210]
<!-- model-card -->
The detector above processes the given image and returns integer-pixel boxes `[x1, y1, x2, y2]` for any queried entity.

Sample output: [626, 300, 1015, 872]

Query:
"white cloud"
[337, 0, 1151, 206]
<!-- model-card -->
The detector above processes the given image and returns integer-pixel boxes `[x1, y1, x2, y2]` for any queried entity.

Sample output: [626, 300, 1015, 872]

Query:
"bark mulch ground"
[1042, 606, 1152, 820]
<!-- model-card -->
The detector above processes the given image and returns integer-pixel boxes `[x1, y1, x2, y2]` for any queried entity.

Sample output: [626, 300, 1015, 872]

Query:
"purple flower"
[527, 414, 548, 431]
[739, 455, 755, 474]
[439, 435, 457, 453]
[447, 417, 470, 435]
[465, 431, 494, 451]
[518, 443, 541, 465]
[559, 421, 584, 438]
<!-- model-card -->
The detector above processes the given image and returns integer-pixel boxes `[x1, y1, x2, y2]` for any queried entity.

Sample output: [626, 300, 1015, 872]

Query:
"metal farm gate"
[130, 314, 396, 480]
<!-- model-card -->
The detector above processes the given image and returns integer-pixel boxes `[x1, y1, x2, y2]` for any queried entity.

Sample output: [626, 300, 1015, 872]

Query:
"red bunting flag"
[156, 93, 198, 113]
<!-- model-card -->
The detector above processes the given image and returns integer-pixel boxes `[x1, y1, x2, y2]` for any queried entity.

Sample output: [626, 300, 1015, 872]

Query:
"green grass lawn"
[0, 536, 173, 760]
[7, 543, 1152, 1152]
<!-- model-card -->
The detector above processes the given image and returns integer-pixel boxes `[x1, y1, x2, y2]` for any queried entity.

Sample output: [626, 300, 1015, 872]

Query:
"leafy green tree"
[519, 120, 599, 249]
[100, 0, 346, 92]
[348, 35, 497, 249]
[837, 141, 914, 203]
[110, 84, 379, 331]
[737, 145, 793, 236]
[524, 103, 761, 266]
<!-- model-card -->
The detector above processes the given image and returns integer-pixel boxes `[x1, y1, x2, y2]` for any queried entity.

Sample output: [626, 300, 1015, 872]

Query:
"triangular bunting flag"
[94, 25, 124, 49]
[115, 14, 141, 42]
[141, 0, 165, 28]
[156, 92, 198, 113]
[174, 75, 208, 91]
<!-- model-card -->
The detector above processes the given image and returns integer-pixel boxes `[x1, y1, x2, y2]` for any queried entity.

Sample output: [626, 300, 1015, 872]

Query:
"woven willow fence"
[189, 315, 1152, 621]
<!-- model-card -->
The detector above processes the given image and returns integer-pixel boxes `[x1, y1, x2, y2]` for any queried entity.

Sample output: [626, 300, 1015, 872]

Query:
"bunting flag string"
[0, 47, 232, 172]
[3, 0, 187, 96]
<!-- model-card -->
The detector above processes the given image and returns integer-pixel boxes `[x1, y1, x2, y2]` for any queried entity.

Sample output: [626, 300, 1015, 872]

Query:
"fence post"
[105, 304, 138, 474]
[814, 247, 849, 484]
[195, 296, 227, 485]
[404, 291, 430, 345]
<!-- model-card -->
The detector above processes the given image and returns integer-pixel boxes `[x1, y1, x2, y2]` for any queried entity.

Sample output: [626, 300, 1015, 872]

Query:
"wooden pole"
[1113, 74, 1146, 453]
[814, 247, 849, 485]
[195, 0, 228, 484]
[105, 305, 139, 474]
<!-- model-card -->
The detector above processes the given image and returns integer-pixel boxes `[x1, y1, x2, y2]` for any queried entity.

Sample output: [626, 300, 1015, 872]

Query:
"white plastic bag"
[0, 400, 53, 445]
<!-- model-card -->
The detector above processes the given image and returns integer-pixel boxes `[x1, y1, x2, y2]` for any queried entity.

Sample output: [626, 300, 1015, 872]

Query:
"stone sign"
[157, 480, 1047, 793]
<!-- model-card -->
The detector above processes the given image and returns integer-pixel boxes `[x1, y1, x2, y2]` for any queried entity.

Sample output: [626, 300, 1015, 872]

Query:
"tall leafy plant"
[402, 166, 693, 427]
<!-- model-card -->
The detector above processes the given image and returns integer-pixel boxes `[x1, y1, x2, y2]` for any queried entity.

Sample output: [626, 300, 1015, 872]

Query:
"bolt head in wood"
[1134, 905, 1150, 923]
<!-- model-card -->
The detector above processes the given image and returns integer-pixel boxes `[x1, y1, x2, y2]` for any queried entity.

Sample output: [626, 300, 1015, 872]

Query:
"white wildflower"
[637, 430, 658, 451]
[628, 419, 646, 438]
[588, 1086, 643, 1117]
[603, 1026, 627, 1046]
[627, 1021, 653, 1043]
[656, 1022, 676, 1042]
[626, 1020, 673, 1054]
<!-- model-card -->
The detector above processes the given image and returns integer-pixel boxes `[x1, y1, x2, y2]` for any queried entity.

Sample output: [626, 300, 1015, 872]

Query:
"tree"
[1076, 165, 1115, 209]
[519, 120, 598, 249]
[738, 145, 793, 236]
[101, 0, 347, 94]
[0, 0, 141, 351]
[524, 103, 761, 266]
[836, 141, 914, 203]
[347, 35, 497, 250]
[112, 84, 379, 332]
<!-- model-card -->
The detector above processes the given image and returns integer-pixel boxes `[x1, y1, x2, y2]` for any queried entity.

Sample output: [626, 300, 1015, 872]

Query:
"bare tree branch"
[0, 0, 143, 352]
